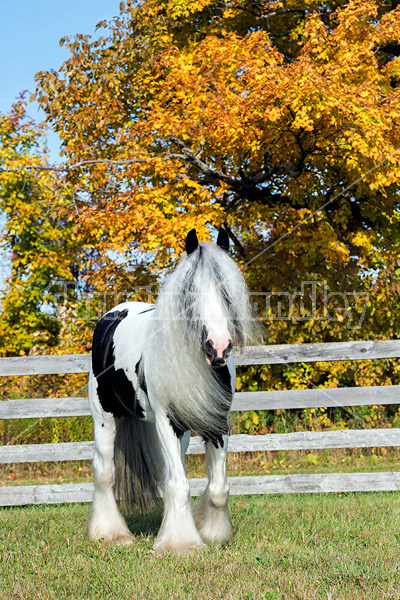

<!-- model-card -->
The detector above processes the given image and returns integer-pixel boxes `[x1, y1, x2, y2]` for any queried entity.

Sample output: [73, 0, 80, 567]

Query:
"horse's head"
[186, 227, 234, 368]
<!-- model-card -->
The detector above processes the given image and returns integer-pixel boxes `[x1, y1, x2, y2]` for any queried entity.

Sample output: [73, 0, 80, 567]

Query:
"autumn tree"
[33, 0, 400, 359]
[0, 0, 399, 437]
[0, 101, 84, 355]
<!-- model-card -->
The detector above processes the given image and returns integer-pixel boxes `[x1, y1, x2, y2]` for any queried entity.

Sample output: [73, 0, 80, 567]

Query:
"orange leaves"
[28, 0, 400, 320]
[301, 13, 330, 59]
[153, 29, 285, 168]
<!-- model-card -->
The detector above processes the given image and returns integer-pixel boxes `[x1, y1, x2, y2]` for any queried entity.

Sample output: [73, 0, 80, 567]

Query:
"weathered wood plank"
[0, 483, 94, 506]
[0, 441, 95, 463]
[225, 471, 400, 495]
[1, 340, 400, 377]
[188, 429, 400, 454]
[2, 384, 399, 420]
[0, 398, 91, 419]
[2, 472, 400, 506]
[2, 429, 400, 464]
[231, 385, 400, 412]
[0, 354, 91, 376]
[234, 340, 400, 366]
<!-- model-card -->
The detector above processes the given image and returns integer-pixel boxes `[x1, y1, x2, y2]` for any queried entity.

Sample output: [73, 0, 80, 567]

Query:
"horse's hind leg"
[87, 376, 135, 546]
[193, 434, 232, 545]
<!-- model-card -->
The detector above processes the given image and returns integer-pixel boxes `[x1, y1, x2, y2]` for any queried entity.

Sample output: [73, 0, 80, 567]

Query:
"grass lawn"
[1, 492, 400, 600]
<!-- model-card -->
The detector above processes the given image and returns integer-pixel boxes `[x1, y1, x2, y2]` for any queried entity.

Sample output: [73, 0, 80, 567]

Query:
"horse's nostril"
[203, 339, 215, 360]
[223, 339, 233, 358]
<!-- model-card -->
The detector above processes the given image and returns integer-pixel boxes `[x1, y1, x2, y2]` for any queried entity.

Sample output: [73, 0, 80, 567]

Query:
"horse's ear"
[185, 229, 199, 255]
[217, 228, 230, 252]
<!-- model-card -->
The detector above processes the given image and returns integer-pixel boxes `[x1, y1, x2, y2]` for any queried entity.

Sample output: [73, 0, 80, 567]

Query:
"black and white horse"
[87, 228, 254, 554]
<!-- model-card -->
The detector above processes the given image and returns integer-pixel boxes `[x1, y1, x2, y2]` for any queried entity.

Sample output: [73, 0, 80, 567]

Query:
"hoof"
[154, 539, 206, 556]
[193, 505, 232, 546]
[88, 529, 136, 547]
[197, 527, 232, 547]
[113, 532, 136, 547]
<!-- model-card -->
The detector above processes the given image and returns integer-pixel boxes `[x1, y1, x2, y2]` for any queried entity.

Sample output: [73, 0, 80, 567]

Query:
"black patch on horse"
[201, 365, 233, 448]
[214, 364, 232, 396]
[167, 412, 189, 439]
[167, 365, 233, 447]
[138, 307, 156, 315]
[135, 357, 148, 396]
[92, 309, 144, 419]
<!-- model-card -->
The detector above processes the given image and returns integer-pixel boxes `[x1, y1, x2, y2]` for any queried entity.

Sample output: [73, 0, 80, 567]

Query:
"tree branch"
[379, 43, 400, 57]
[166, 134, 302, 208]
[223, 223, 246, 258]
[0, 158, 147, 174]
[166, 135, 235, 186]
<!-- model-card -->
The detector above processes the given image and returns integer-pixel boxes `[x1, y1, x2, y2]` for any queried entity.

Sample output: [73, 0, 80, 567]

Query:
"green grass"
[1, 492, 400, 599]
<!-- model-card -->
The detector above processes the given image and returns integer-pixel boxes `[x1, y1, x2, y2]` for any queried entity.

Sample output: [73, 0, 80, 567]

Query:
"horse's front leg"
[154, 414, 206, 555]
[193, 434, 232, 545]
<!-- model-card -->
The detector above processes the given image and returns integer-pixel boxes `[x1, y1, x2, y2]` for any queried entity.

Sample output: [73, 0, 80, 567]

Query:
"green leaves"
[0, 103, 79, 356]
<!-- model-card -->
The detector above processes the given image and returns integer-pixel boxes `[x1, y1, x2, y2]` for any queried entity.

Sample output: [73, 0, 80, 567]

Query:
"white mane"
[143, 242, 255, 438]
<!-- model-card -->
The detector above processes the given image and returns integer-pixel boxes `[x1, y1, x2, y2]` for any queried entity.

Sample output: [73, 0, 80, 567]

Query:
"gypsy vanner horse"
[87, 228, 254, 554]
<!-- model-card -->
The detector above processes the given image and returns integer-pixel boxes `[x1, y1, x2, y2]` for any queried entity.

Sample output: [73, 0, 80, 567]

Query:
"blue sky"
[0, 1, 122, 284]
[0, 0, 121, 161]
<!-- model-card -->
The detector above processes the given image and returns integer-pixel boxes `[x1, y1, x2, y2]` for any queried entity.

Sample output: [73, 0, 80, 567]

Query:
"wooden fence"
[1, 340, 400, 506]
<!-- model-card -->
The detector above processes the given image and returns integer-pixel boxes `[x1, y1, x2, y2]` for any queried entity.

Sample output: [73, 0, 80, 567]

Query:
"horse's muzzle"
[203, 338, 233, 368]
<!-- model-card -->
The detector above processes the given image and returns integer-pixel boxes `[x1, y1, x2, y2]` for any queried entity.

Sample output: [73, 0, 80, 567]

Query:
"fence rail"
[2, 428, 400, 465]
[2, 472, 400, 507]
[2, 339, 400, 376]
[1, 341, 400, 506]
[2, 385, 400, 420]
